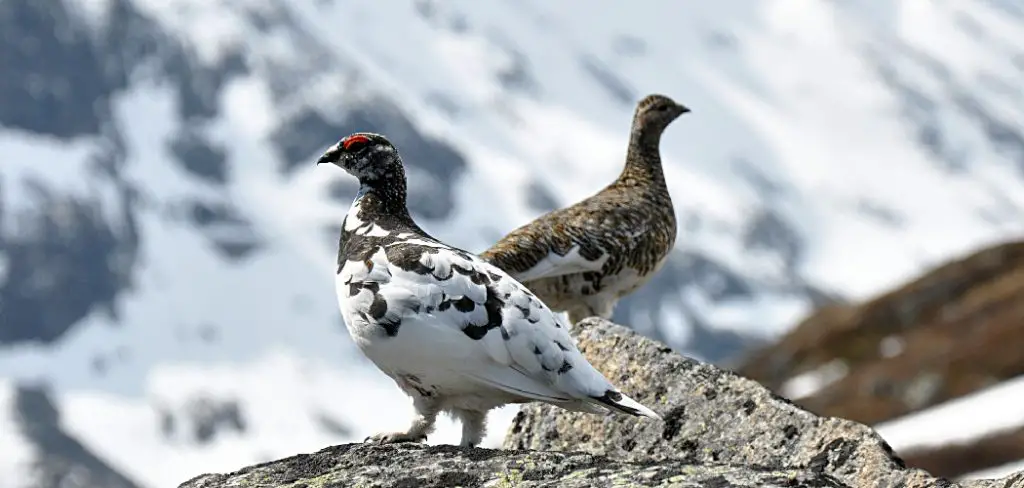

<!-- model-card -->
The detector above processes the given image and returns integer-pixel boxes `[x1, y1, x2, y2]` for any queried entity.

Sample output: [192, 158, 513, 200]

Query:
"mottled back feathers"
[480, 94, 688, 323]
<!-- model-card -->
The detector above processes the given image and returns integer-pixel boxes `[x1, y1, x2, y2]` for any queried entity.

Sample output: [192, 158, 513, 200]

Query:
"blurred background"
[2, 0, 1024, 486]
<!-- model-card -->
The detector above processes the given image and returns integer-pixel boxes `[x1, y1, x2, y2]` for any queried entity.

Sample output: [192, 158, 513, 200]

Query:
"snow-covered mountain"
[3, 0, 1024, 486]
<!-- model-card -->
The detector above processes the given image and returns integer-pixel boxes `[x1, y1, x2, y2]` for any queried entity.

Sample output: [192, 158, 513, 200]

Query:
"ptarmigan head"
[633, 94, 690, 134]
[317, 132, 403, 184]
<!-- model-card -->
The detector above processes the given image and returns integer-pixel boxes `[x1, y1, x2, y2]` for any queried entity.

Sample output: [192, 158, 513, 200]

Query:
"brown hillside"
[900, 426, 1024, 480]
[737, 240, 1024, 478]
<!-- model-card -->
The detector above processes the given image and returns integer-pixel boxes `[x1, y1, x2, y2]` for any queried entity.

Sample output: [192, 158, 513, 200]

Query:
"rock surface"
[504, 318, 1023, 488]
[178, 318, 1024, 488]
[179, 443, 852, 488]
[737, 241, 1024, 478]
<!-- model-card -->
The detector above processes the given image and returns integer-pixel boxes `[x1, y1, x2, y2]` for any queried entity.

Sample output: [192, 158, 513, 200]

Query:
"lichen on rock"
[503, 318, 1024, 488]
[178, 318, 1024, 488]
[178, 443, 849, 488]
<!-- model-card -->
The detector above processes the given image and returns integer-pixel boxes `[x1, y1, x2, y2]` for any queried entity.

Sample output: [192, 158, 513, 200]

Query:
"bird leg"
[567, 299, 615, 327]
[365, 397, 440, 445]
[566, 310, 589, 328]
[452, 409, 487, 447]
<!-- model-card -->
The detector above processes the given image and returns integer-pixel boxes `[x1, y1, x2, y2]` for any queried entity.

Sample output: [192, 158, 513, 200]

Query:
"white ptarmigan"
[481, 94, 688, 325]
[317, 132, 661, 447]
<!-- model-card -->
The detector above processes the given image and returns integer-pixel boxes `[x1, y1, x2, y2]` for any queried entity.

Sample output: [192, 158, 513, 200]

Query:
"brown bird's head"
[632, 94, 690, 135]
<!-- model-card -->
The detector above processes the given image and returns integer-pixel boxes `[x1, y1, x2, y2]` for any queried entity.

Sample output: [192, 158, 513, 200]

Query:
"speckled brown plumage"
[480, 94, 689, 325]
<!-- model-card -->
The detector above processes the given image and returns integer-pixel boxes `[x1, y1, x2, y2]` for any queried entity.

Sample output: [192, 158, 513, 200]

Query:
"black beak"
[678, 104, 692, 114]
[317, 149, 337, 166]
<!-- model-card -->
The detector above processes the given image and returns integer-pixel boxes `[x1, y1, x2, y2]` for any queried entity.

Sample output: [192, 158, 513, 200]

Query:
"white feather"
[510, 245, 609, 283]
[336, 237, 656, 417]
[343, 203, 390, 237]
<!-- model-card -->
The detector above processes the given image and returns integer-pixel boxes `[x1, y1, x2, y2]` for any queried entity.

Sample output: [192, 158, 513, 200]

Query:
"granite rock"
[177, 318, 1024, 488]
[178, 442, 850, 488]
[504, 318, 1022, 488]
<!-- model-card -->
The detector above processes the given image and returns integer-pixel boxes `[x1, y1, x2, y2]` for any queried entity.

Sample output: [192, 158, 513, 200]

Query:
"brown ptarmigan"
[480, 94, 689, 325]
[317, 132, 660, 448]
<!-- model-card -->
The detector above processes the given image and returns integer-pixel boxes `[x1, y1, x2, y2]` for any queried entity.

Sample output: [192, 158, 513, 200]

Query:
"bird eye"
[342, 135, 371, 152]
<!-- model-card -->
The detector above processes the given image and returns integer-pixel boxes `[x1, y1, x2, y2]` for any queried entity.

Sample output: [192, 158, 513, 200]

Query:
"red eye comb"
[342, 134, 371, 150]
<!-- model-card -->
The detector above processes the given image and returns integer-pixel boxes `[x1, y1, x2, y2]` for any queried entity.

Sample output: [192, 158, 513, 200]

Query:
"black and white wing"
[338, 237, 658, 418]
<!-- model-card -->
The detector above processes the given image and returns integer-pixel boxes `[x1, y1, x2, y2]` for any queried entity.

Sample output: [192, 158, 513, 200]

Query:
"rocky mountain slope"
[180, 443, 856, 488]
[739, 240, 1024, 479]
[3, 0, 1024, 487]
[182, 320, 1024, 488]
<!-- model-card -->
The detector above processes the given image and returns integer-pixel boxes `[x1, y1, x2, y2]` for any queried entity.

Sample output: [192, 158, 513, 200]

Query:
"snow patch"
[0, 133, 103, 228]
[878, 335, 906, 359]
[127, 0, 251, 66]
[68, 0, 114, 31]
[220, 77, 277, 139]
[875, 374, 1024, 453]
[779, 360, 849, 400]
